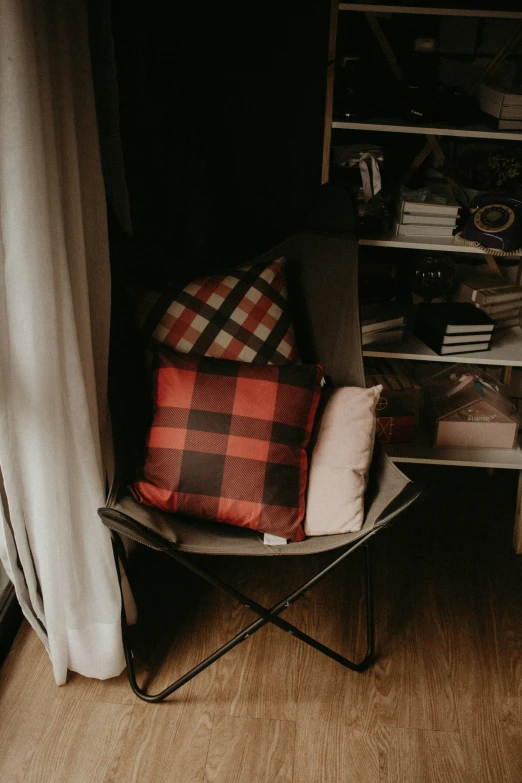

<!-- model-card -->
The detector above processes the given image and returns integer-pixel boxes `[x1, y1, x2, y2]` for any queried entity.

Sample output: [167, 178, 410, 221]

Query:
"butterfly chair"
[99, 183, 427, 703]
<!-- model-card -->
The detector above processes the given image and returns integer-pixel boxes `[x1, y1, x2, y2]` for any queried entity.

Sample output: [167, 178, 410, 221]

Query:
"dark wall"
[110, 0, 330, 285]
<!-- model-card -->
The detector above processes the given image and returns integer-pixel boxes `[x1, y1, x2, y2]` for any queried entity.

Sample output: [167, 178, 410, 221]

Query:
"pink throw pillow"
[303, 385, 382, 536]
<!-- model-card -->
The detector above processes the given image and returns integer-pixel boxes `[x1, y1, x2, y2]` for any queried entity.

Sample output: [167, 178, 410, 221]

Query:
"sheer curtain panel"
[0, 0, 124, 683]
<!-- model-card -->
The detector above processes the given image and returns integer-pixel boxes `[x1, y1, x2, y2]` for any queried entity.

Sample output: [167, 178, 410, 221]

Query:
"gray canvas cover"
[103, 227, 411, 556]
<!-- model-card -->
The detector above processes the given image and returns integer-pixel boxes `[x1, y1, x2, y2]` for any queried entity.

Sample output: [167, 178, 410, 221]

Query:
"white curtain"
[0, 0, 125, 683]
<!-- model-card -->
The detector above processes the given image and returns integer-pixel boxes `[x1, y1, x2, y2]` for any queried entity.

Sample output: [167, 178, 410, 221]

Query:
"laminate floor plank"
[379, 726, 467, 783]
[61, 669, 135, 705]
[0, 623, 63, 783]
[23, 699, 132, 783]
[117, 549, 224, 705]
[443, 474, 522, 733]
[460, 714, 522, 783]
[213, 557, 307, 721]
[294, 548, 378, 733]
[0, 621, 59, 704]
[372, 527, 460, 732]
[2, 467, 522, 782]
[214, 621, 302, 721]
[294, 722, 380, 783]
[498, 705, 522, 783]
[485, 548, 522, 712]
[203, 714, 295, 783]
[112, 702, 214, 783]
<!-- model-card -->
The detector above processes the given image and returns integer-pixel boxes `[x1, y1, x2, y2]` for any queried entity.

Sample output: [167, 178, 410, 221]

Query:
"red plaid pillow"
[130, 351, 324, 541]
[135, 256, 299, 365]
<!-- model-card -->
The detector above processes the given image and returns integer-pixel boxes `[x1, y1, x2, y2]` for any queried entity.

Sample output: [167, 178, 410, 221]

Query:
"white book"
[361, 326, 404, 346]
[441, 333, 493, 345]
[438, 342, 490, 355]
[360, 302, 405, 333]
[481, 300, 522, 315]
[478, 82, 522, 109]
[399, 212, 457, 227]
[457, 274, 522, 306]
[488, 307, 521, 321]
[497, 119, 522, 130]
[394, 221, 455, 238]
[397, 199, 459, 218]
[456, 296, 522, 315]
[480, 97, 522, 121]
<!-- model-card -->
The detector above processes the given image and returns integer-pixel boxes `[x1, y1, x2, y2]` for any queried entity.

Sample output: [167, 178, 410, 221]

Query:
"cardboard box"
[423, 364, 520, 449]
[364, 359, 422, 443]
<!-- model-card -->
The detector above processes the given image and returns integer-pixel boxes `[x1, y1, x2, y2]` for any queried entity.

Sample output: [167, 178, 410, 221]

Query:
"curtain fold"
[0, 0, 124, 683]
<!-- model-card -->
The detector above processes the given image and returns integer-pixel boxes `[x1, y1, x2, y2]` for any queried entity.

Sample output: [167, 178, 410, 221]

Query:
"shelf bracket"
[401, 133, 447, 185]
[364, 12, 403, 83]
[471, 23, 522, 95]
[483, 253, 503, 276]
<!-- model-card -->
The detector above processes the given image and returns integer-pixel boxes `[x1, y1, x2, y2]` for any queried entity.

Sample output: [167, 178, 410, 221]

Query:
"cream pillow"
[303, 385, 382, 536]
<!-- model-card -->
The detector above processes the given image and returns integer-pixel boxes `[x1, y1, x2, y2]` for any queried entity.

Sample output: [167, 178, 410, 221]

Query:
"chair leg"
[113, 535, 275, 703]
[112, 534, 376, 703]
[286, 541, 374, 673]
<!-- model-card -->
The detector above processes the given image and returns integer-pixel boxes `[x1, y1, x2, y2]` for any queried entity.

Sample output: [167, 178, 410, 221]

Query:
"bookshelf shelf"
[324, 1, 522, 551]
[359, 234, 522, 255]
[363, 327, 522, 366]
[386, 428, 522, 469]
[332, 120, 522, 142]
[339, 4, 522, 20]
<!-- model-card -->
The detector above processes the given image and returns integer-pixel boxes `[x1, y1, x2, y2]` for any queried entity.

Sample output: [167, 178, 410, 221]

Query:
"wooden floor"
[1, 465, 522, 782]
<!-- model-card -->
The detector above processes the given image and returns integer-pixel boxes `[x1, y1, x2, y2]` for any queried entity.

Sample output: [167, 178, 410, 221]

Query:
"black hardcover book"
[414, 320, 491, 355]
[415, 303, 494, 335]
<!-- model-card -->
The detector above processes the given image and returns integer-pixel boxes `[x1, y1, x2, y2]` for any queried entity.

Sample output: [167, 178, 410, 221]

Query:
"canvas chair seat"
[104, 447, 415, 557]
[99, 184, 427, 702]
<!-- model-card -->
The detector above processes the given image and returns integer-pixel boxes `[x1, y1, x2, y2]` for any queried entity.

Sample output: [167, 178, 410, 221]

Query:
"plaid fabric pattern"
[131, 351, 324, 541]
[136, 257, 299, 365]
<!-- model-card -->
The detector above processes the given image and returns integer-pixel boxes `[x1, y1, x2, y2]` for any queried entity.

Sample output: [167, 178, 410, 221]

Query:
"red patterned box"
[364, 359, 422, 443]
[375, 415, 417, 444]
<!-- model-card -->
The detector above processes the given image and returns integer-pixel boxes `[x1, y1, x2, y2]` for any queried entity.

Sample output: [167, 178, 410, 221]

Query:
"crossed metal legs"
[112, 532, 376, 703]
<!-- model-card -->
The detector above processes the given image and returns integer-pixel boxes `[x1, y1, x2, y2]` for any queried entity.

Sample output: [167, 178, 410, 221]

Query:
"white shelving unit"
[332, 119, 522, 142]
[360, 234, 521, 253]
[323, 1, 522, 551]
[387, 429, 522, 469]
[363, 327, 522, 366]
[339, 4, 522, 20]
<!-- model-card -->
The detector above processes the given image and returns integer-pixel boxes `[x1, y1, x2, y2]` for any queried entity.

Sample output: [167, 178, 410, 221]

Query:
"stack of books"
[360, 301, 406, 346]
[413, 302, 494, 355]
[477, 82, 522, 130]
[393, 195, 459, 238]
[454, 272, 522, 330]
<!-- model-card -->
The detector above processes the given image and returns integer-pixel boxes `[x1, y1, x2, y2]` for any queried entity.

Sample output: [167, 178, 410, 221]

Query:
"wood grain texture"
[1, 467, 521, 782]
[23, 699, 132, 783]
[372, 531, 460, 732]
[204, 715, 295, 783]
[379, 726, 466, 783]
[293, 548, 378, 732]
[117, 549, 223, 704]
[61, 669, 135, 705]
[460, 710, 522, 783]
[294, 723, 380, 783]
[213, 557, 305, 721]
[0, 623, 62, 783]
[113, 702, 213, 783]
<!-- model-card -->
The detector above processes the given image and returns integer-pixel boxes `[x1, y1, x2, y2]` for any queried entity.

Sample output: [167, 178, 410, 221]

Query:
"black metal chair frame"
[102, 480, 424, 703]
[101, 185, 428, 703]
